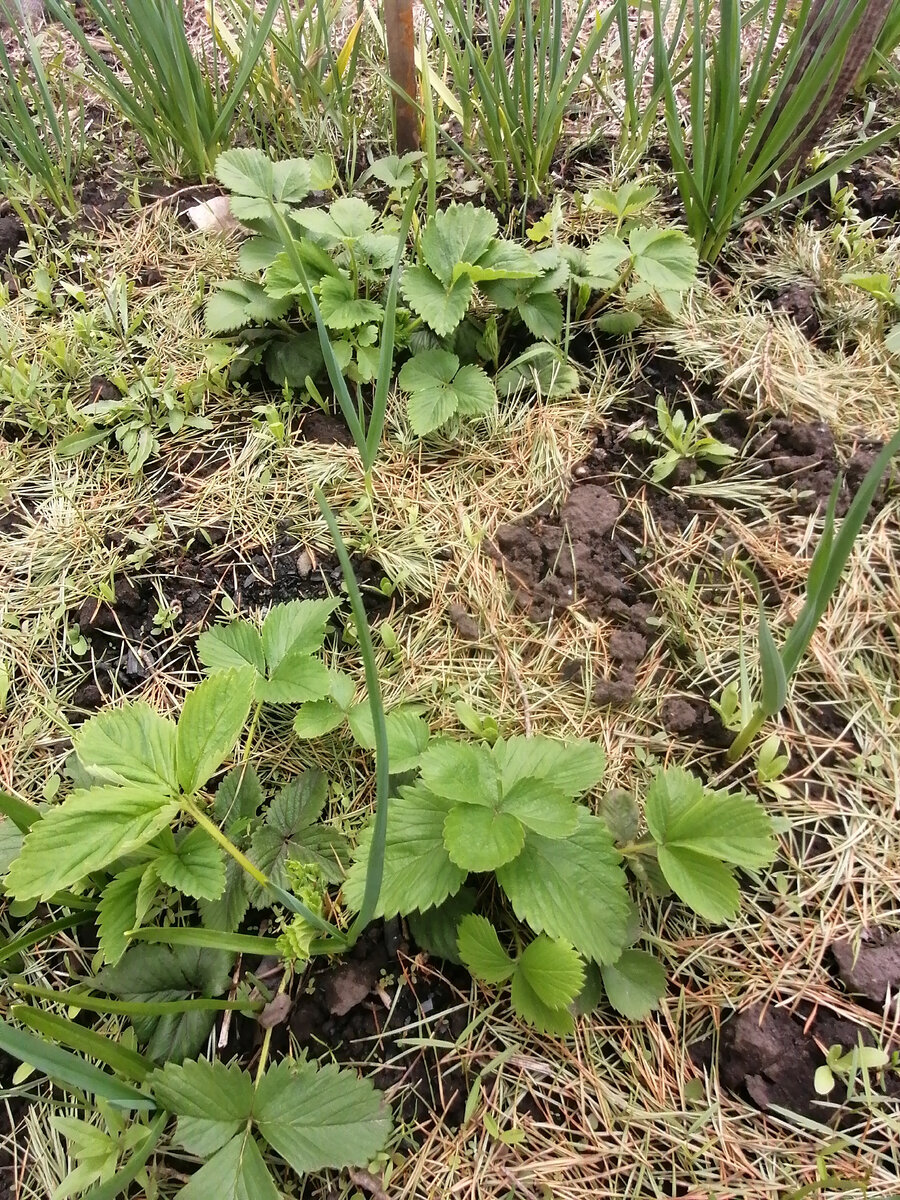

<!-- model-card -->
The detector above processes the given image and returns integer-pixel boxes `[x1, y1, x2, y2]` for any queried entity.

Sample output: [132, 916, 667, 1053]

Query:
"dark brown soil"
[695, 1002, 900, 1125]
[832, 929, 900, 1006]
[0, 212, 25, 260]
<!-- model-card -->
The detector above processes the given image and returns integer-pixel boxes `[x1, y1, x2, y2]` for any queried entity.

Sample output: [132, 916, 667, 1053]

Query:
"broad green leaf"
[443, 803, 524, 872]
[420, 203, 498, 284]
[344, 786, 465, 917]
[205, 281, 291, 334]
[6, 788, 178, 902]
[176, 670, 255, 795]
[294, 197, 376, 242]
[75, 703, 177, 790]
[495, 736, 605, 796]
[496, 810, 631, 963]
[0, 817, 23, 877]
[644, 767, 775, 868]
[509, 970, 574, 1036]
[347, 705, 431, 773]
[264, 331, 325, 387]
[292, 699, 347, 739]
[150, 1058, 253, 1156]
[261, 599, 341, 670]
[239, 234, 282, 273]
[401, 266, 472, 337]
[418, 740, 500, 806]
[200, 858, 249, 934]
[271, 157, 315, 203]
[215, 148, 275, 198]
[247, 773, 346, 900]
[408, 888, 476, 964]
[317, 275, 383, 329]
[495, 343, 579, 400]
[154, 828, 226, 901]
[517, 936, 585, 1009]
[197, 623, 266, 676]
[517, 291, 563, 341]
[94, 946, 233, 1064]
[264, 240, 338, 298]
[599, 789, 640, 844]
[500, 778, 579, 839]
[456, 914, 514, 983]
[629, 227, 698, 291]
[98, 866, 144, 964]
[253, 1059, 391, 1173]
[255, 653, 333, 705]
[213, 765, 263, 827]
[656, 846, 740, 922]
[595, 311, 643, 335]
[451, 364, 496, 417]
[177, 1131, 279, 1200]
[885, 324, 900, 354]
[0, 1018, 153, 1111]
[584, 235, 630, 283]
[600, 949, 666, 1019]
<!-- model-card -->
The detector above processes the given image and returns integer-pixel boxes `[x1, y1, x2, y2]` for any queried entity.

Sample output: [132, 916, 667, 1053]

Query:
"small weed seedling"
[841, 271, 900, 353]
[640, 395, 737, 484]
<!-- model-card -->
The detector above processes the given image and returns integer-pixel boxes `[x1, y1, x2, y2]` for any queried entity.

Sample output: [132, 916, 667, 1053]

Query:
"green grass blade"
[11, 1006, 152, 1082]
[127, 927, 282, 955]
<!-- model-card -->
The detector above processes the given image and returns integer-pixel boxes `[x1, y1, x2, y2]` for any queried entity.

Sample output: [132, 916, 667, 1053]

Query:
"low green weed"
[840, 271, 900, 352]
[636, 395, 737, 484]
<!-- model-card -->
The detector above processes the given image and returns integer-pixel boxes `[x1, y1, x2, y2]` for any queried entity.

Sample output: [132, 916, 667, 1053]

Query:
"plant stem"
[727, 705, 767, 763]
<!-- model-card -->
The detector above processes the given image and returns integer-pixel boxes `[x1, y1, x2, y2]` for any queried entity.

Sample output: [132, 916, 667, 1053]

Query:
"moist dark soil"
[68, 528, 389, 711]
[831, 928, 900, 1006]
[226, 923, 471, 1129]
[693, 1002, 900, 1126]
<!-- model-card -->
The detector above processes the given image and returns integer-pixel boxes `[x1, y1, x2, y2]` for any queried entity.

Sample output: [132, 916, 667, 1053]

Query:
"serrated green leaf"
[584, 235, 631, 283]
[600, 790, 640, 843]
[509, 970, 574, 1035]
[401, 266, 472, 337]
[253, 1059, 391, 1172]
[629, 227, 698, 291]
[317, 276, 383, 330]
[151, 1058, 252, 1156]
[456, 914, 514, 983]
[408, 888, 476, 963]
[200, 857, 250, 934]
[644, 767, 775, 868]
[419, 739, 500, 805]
[600, 949, 666, 1019]
[247, 773, 346, 900]
[292, 699, 348, 739]
[517, 936, 585, 1009]
[98, 866, 144, 965]
[255, 653, 333, 705]
[500, 778, 579, 838]
[94, 946, 233, 1064]
[496, 810, 631, 963]
[346, 705, 430, 773]
[495, 344, 579, 400]
[261, 600, 341, 670]
[443, 804, 524, 871]
[6, 787, 179, 902]
[215, 148, 276, 198]
[264, 332, 325, 386]
[74, 703, 178, 791]
[213, 766, 263, 828]
[177, 1131, 280, 1200]
[344, 786, 465, 917]
[495, 736, 605, 796]
[420, 203, 498, 284]
[517, 291, 563, 341]
[656, 845, 740, 922]
[154, 828, 226, 901]
[197, 623, 266, 677]
[176, 670, 255, 795]
[205, 281, 291, 334]
[452, 363, 496, 417]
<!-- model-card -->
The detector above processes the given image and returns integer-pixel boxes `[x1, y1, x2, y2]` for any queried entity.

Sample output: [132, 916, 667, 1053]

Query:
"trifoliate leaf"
[456, 914, 515, 983]
[401, 266, 472, 337]
[98, 866, 144, 965]
[500, 777, 579, 838]
[253, 1059, 391, 1172]
[153, 828, 226, 901]
[644, 767, 776, 868]
[151, 1058, 253, 1155]
[628, 227, 698, 292]
[398, 348, 495, 435]
[344, 786, 465, 917]
[247, 772, 346, 900]
[600, 949, 666, 1019]
[496, 810, 631, 963]
[294, 197, 376, 242]
[317, 275, 384, 330]
[418, 740, 500, 806]
[443, 803, 525, 872]
[176, 670, 255, 795]
[516, 936, 585, 1009]
[420, 202, 498, 285]
[510, 969, 574, 1035]
[94, 946, 233, 1064]
[6, 787, 179, 901]
[205, 281, 291, 334]
[261, 600, 341, 669]
[197, 622, 266, 677]
[177, 1131, 280, 1200]
[494, 736, 605, 797]
[656, 845, 740, 922]
[408, 888, 476, 963]
[74, 703, 178, 791]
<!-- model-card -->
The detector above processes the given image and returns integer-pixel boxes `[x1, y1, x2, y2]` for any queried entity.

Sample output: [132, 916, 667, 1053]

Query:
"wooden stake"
[384, 0, 420, 152]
